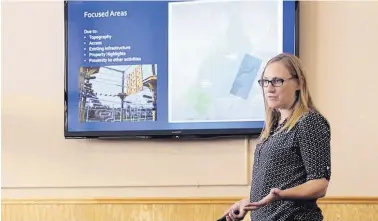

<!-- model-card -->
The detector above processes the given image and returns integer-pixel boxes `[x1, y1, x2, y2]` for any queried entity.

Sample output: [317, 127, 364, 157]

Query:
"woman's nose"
[266, 84, 275, 93]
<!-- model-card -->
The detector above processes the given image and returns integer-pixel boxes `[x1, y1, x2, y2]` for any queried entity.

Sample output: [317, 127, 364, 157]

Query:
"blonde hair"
[259, 53, 316, 141]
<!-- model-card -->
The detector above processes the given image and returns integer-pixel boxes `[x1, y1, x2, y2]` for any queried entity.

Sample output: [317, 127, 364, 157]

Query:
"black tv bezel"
[63, 0, 300, 139]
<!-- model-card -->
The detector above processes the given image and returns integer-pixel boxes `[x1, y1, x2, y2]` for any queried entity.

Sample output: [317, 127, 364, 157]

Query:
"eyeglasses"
[258, 77, 297, 87]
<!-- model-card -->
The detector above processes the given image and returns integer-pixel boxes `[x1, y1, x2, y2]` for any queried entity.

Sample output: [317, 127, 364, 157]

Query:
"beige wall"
[2, 1, 378, 199]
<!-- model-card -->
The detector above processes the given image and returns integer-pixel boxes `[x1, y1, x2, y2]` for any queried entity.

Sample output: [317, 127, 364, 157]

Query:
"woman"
[225, 53, 331, 221]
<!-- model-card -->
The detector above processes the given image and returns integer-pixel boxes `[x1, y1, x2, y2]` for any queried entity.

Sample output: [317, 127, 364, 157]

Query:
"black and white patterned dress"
[250, 110, 331, 221]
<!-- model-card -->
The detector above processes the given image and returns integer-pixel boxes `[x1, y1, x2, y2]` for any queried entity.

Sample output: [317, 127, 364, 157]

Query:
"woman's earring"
[295, 90, 300, 100]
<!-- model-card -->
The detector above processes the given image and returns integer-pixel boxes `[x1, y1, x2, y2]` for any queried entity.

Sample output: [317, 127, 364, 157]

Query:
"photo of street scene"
[78, 64, 157, 122]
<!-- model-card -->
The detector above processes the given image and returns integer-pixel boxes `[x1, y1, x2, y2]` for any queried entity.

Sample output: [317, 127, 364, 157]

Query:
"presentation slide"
[65, 0, 297, 136]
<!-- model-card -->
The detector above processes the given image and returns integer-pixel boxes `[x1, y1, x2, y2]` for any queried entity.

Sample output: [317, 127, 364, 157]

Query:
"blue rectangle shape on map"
[230, 54, 262, 99]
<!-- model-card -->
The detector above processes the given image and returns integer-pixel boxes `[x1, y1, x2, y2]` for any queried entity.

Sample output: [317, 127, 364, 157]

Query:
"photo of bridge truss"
[78, 64, 157, 122]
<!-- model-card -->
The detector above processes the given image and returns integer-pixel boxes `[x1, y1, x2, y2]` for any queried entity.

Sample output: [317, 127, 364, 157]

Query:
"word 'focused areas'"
[83, 10, 128, 18]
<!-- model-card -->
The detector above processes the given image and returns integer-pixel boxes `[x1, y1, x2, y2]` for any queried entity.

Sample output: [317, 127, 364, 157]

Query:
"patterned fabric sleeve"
[297, 112, 332, 181]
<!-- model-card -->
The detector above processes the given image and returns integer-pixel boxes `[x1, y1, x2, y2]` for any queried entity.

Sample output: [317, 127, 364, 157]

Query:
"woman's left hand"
[243, 188, 282, 211]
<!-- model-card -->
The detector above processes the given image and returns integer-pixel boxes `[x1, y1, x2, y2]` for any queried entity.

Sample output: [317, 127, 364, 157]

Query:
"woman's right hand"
[223, 198, 249, 221]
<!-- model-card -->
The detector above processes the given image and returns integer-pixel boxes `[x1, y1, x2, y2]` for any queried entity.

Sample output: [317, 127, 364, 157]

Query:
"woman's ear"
[295, 77, 302, 90]
[296, 84, 301, 91]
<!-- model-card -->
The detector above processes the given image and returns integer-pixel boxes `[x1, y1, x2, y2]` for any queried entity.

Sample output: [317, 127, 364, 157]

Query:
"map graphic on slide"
[168, 0, 282, 123]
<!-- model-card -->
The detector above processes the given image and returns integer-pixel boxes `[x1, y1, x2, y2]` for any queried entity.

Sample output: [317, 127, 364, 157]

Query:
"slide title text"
[83, 10, 128, 18]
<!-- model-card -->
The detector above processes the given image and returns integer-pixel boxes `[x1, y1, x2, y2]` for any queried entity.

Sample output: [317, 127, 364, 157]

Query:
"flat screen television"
[64, 0, 299, 139]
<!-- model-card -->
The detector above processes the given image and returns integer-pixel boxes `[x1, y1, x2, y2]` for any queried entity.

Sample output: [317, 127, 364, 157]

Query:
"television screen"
[64, 0, 299, 139]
